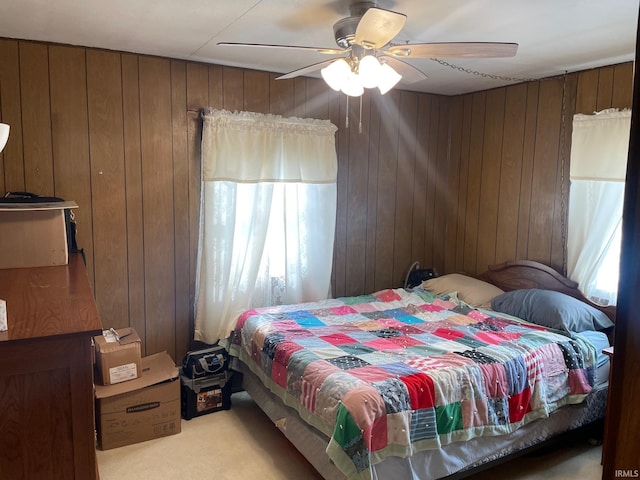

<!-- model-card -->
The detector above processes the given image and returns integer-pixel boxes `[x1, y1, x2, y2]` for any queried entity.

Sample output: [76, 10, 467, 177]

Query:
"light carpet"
[97, 392, 602, 480]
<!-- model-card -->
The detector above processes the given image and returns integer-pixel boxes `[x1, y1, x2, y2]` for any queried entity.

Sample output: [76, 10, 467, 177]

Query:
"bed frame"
[477, 260, 616, 323]
[236, 259, 613, 480]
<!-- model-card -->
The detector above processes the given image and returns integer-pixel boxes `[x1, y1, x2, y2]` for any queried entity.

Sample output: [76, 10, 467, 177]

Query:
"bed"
[224, 260, 615, 479]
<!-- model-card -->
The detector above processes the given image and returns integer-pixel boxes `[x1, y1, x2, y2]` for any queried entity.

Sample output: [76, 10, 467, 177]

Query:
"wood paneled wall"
[444, 63, 633, 277]
[0, 37, 633, 360]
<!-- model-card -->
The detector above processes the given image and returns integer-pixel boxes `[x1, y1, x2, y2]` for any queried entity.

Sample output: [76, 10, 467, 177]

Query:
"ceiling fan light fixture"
[358, 55, 381, 89]
[321, 58, 351, 91]
[377, 63, 402, 94]
[220, 4, 517, 98]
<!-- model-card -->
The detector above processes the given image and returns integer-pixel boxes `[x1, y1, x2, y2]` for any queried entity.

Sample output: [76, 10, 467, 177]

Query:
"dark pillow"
[490, 288, 614, 333]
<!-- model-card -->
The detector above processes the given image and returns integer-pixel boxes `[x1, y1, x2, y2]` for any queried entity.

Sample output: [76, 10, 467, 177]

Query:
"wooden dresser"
[0, 254, 102, 480]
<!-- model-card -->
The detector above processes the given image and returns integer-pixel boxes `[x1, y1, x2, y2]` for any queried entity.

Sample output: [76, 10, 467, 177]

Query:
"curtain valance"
[201, 109, 337, 183]
[570, 109, 631, 182]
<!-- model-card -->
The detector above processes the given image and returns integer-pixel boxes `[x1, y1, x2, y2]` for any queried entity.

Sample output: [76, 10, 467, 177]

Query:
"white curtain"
[567, 109, 631, 305]
[194, 109, 338, 344]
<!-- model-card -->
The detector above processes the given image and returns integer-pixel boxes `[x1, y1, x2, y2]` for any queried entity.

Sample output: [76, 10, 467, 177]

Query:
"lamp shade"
[377, 64, 402, 95]
[0, 123, 9, 153]
[341, 71, 364, 97]
[358, 55, 381, 89]
[321, 59, 351, 92]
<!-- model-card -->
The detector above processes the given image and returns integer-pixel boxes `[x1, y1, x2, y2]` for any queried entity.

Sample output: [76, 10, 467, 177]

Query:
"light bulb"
[321, 59, 351, 91]
[377, 63, 402, 95]
[358, 55, 381, 89]
[340, 71, 364, 97]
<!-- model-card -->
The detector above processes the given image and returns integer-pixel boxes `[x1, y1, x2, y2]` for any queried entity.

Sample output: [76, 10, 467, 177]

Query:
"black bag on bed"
[181, 345, 229, 379]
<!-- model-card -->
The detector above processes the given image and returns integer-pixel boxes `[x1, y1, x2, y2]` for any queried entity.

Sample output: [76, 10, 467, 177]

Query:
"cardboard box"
[95, 352, 181, 450]
[94, 327, 142, 385]
[0, 201, 77, 269]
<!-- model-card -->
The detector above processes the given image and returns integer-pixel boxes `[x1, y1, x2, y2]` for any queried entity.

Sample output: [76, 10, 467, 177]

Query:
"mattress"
[575, 330, 610, 388]
[238, 359, 607, 480]
[227, 287, 610, 480]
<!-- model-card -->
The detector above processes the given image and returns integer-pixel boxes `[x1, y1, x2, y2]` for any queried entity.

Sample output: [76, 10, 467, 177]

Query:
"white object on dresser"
[0, 299, 6, 331]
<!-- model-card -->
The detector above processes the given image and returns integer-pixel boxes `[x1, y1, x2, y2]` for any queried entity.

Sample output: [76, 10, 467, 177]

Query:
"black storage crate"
[180, 369, 232, 420]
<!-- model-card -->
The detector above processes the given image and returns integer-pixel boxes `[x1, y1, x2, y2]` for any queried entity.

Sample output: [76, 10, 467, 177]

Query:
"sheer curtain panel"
[195, 109, 338, 344]
[567, 109, 631, 305]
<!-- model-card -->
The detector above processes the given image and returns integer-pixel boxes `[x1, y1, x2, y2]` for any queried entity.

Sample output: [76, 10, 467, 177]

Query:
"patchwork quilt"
[229, 288, 598, 480]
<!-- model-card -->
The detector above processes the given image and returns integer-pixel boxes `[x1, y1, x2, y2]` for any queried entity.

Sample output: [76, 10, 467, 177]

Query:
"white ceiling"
[0, 0, 638, 95]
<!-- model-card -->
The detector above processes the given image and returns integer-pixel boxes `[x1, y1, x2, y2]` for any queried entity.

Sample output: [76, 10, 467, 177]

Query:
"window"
[194, 110, 338, 343]
[567, 109, 630, 306]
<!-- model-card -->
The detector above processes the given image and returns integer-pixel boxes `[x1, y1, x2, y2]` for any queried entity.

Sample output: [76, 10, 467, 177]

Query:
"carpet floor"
[96, 392, 602, 480]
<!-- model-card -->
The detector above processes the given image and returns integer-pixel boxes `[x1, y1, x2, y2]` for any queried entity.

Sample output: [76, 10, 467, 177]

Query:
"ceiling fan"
[217, 1, 518, 97]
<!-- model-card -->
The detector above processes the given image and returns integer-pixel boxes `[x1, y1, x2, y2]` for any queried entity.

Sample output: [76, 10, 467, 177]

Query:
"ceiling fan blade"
[354, 7, 407, 49]
[387, 42, 518, 58]
[276, 58, 339, 80]
[378, 56, 427, 84]
[217, 42, 346, 55]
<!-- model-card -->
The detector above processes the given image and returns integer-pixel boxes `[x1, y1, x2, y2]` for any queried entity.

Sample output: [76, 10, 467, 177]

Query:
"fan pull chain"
[345, 96, 349, 129]
[359, 95, 363, 134]
[342, 96, 363, 133]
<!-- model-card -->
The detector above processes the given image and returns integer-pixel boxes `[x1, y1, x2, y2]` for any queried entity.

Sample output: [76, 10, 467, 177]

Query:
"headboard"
[478, 260, 616, 324]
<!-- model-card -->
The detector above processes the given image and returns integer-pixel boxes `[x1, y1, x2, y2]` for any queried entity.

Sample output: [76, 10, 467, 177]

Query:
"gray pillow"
[490, 288, 614, 333]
